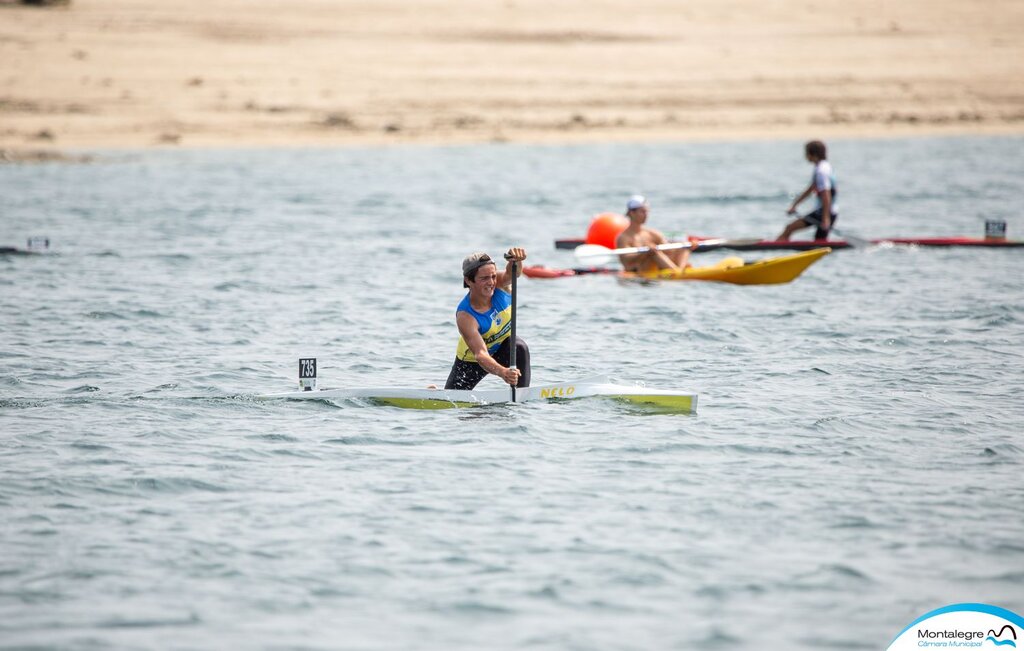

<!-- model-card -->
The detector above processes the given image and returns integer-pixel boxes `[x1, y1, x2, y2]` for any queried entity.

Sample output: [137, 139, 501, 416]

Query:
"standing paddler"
[444, 248, 531, 391]
[777, 140, 839, 241]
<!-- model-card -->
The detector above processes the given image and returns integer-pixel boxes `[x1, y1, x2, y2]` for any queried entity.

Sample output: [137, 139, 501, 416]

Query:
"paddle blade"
[693, 238, 761, 250]
[835, 230, 872, 248]
[573, 244, 616, 264]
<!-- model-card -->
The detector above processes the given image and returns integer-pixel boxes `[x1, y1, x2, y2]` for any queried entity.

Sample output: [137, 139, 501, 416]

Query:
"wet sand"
[2, 0, 1023, 152]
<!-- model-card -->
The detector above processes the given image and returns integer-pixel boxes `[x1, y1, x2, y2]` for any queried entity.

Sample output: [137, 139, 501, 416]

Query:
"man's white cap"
[626, 194, 648, 211]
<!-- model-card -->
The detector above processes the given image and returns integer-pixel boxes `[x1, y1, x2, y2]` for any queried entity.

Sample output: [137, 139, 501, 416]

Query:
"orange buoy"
[585, 212, 629, 249]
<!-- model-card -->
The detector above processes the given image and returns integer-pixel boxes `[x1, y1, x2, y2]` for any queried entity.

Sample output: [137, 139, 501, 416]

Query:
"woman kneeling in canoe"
[444, 248, 531, 390]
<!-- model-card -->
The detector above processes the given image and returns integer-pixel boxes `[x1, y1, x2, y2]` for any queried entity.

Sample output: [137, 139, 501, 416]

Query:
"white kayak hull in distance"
[256, 376, 697, 413]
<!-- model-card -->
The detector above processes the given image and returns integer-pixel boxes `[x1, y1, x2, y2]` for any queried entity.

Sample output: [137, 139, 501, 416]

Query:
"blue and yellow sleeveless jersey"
[455, 289, 513, 362]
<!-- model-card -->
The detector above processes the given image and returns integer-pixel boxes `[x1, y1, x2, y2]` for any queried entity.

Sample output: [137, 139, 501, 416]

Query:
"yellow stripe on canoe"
[372, 394, 695, 413]
[611, 394, 695, 411]
[370, 397, 480, 409]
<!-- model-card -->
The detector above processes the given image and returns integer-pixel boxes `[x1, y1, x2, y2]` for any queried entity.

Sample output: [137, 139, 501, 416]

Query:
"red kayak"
[554, 236, 1024, 251]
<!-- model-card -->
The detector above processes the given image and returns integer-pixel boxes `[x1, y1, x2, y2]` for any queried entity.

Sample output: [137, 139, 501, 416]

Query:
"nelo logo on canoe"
[540, 386, 575, 398]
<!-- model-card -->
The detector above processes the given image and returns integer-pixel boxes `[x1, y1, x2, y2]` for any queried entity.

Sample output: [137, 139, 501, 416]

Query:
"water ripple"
[2, 137, 1023, 650]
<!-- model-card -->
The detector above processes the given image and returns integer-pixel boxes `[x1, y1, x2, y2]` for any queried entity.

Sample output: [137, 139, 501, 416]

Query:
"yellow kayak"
[624, 248, 831, 285]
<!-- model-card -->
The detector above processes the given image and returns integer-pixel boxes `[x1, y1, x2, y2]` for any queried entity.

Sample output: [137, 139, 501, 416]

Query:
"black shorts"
[802, 208, 839, 240]
[444, 336, 531, 391]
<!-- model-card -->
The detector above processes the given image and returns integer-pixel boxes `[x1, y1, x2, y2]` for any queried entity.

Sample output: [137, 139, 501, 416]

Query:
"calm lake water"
[2, 136, 1023, 650]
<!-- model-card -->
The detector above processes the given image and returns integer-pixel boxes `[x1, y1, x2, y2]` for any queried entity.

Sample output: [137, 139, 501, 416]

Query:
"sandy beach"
[2, 0, 1023, 153]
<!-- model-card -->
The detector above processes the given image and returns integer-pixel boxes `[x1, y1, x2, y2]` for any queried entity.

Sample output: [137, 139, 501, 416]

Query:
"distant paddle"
[573, 239, 728, 265]
[800, 214, 871, 248]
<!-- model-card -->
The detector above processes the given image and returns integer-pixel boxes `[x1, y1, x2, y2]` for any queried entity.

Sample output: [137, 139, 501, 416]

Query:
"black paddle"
[504, 251, 518, 403]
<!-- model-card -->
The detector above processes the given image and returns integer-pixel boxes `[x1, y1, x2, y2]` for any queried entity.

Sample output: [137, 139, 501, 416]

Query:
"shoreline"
[3, 0, 1022, 157]
[5, 122, 1023, 161]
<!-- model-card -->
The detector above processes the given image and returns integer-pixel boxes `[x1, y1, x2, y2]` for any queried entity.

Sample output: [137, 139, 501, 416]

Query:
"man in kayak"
[777, 140, 838, 241]
[615, 195, 692, 272]
[444, 248, 531, 391]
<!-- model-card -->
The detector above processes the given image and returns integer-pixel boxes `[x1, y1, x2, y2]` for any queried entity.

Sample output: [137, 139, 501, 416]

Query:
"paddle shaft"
[576, 238, 733, 257]
[572, 239, 733, 266]
[576, 241, 694, 258]
[507, 257, 518, 402]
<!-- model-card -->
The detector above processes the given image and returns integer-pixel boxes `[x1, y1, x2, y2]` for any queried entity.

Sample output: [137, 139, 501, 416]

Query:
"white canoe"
[256, 376, 696, 412]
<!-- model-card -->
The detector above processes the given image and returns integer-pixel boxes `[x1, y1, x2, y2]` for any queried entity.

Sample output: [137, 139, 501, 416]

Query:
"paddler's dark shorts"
[444, 336, 531, 391]
[802, 208, 839, 240]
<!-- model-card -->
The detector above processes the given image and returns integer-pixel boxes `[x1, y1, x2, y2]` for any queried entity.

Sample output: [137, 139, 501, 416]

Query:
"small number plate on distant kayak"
[985, 219, 1007, 239]
[27, 236, 50, 251]
[299, 358, 317, 379]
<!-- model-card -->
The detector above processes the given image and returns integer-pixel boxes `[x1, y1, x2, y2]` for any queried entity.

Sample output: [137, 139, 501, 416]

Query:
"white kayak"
[256, 375, 697, 413]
